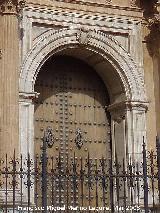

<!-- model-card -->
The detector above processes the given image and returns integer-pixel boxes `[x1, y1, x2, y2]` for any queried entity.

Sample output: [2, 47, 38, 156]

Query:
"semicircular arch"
[20, 28, 147, 104]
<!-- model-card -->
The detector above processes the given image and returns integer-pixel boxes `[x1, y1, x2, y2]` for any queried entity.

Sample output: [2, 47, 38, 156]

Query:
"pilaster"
[0, 0, 25, 157]
[19, 92, 39, 159]
[108, 101, 148, 162]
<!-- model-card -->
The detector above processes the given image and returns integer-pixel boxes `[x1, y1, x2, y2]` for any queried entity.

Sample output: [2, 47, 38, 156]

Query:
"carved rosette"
[0, 0, 25, 15]
[76, 28, 91, 46]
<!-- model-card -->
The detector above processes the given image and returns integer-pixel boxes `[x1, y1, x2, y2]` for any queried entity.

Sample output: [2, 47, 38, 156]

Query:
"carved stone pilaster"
[0, 0, 25, 15]
[19, 92, 39, 159]
[108, 101, 148, 162]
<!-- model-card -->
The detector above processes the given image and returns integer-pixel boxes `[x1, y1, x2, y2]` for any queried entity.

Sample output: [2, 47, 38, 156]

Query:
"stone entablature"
[26, 0, 141, 11]
[21, 4, 143, 69]
[26, 0, 142, 18]
[55, 0, 112, 4]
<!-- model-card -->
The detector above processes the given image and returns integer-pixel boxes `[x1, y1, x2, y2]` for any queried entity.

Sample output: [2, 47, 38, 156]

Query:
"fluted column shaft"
[0, 13, 19, 157]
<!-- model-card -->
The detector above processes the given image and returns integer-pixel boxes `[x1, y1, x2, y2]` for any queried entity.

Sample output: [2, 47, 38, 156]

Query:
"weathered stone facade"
[0, 0, 160, 159]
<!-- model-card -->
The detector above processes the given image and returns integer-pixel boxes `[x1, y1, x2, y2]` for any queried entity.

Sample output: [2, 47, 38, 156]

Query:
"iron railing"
[0, 137, 160, 212]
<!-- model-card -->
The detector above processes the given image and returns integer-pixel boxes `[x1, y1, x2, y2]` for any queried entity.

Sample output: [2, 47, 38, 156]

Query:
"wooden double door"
[34, 56, 111, 209]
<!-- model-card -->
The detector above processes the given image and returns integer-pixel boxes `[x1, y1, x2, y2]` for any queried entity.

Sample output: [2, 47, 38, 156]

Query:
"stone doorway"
[34, 55, 111, 208]
[19, 28, 147, 180]
[34, 55, 111, 159]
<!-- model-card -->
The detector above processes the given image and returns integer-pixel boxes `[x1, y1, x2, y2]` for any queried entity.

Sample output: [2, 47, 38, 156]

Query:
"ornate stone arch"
[19, 28, 148, 162]
[20, 28, 146, 103]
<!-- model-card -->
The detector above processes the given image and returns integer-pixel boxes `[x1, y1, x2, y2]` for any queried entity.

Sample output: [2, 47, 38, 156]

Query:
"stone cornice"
[108, 101, 149, 113]
[108, 101, 148, 123]
[24, 5, 141, 27]
[54, 0, 140, 10]
[54, 0, 113, 7]
[26, 1, 142, 19]
[0, 0, 25, 15]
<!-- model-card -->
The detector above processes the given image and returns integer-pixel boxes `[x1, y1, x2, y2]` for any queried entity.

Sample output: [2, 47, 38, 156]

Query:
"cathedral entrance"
[34, 55, 111, 210]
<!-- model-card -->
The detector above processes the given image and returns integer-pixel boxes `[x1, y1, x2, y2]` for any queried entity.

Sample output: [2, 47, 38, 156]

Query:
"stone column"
[0, 0, 24, 157]
[108, 101, 148, 208]
[108, 101, 148, 162]
[108, 102, 147, 208]
[108, 102, 127, 163]
[19, 92, 39, 207]
[19, 92, 38, 160]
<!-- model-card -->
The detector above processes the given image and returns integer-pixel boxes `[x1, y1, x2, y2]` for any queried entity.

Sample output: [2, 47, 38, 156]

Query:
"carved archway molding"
[19, 28, 148, 161]
[20, 28, 147, 104]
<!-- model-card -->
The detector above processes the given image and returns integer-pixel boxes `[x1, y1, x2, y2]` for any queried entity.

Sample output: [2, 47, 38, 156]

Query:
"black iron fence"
[0, 137, 160, 212]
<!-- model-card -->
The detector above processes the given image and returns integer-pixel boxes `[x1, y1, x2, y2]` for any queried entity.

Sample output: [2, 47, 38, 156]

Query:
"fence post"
[109, 159, 114, 212]
[156, 136, 160, 204]
[41, 133, 47, 212]
[142, 138, 149, 213]
[12, 150, 16, 213]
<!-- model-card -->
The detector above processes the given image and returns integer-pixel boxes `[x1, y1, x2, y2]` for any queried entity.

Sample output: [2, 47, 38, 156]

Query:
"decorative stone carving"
[76, 28, 91, 45]
[130, 0, 137, 7]
[55, 0, 112, 6]
[20, 28, 146, 103]
[148, 1, 160, 28]
[0, 0, 25, 14]
[143, 0, 160, 56]
[108, 101, 148, 123]
[105, 0, 112, 4]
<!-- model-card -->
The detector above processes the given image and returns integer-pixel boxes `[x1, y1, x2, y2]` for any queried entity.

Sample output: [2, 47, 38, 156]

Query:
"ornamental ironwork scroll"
[43, 126, 54, 148]
[0, 139, 160, 212]
[75, 128, 83, 149]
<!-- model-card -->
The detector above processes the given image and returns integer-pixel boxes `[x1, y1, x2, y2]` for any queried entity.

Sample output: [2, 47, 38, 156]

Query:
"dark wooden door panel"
[34, 56, 111, 209]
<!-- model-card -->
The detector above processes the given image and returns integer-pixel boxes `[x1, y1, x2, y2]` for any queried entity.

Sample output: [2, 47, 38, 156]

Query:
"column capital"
[108, 101, 148, 123]
[0, 0, 25, 15]
[19, 92, 39, 103]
